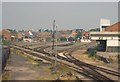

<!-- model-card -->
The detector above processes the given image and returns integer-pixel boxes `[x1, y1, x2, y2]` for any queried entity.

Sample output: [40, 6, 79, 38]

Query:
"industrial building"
[90, 19, 120, 52]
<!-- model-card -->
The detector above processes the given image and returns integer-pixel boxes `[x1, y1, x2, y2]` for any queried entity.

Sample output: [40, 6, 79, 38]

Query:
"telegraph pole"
[52, 20, 58, 73]
[52, 20, 55, 50]
[55, 25, 58, 66]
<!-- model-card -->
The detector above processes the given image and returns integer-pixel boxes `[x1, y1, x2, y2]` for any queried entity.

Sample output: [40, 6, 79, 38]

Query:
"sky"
[2, 2, 118, 31]
[1, 0, 120, 2]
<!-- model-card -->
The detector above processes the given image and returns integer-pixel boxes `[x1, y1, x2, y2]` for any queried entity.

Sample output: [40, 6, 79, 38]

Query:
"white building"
[100, 19, 110, 32]
[23, 31, 34, 42]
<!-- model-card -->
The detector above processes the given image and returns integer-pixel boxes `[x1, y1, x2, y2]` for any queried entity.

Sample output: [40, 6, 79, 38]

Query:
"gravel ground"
[2, 49, 78, 80]
[71, 49, 119, 80]
[4, 53, 40, 80]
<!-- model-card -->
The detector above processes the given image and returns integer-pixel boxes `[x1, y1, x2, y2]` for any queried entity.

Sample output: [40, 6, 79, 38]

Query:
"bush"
[2, 40, 11, 45]
[60, 37, 67, 41]
[68, 37, 75, 41]
[87, 48, 97, 57]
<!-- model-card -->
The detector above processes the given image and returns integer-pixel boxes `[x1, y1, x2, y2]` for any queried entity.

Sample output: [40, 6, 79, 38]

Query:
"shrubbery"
[60, 37, 67, 41]
[2, 40, 11, 45]
[87, 47, 97, 57]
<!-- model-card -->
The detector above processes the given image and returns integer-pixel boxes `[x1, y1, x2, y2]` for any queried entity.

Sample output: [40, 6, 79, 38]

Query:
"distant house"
[2, 29, 12, 41]
[81, 32, 90, 39]
[1, 29, 18, 42]
[61, 34, 70, 38]
[37, 32, 52, 42]
[17, 32, 24, 41]
[81, 31, 91, 42]
[71, 31, 77, 37]
[23, 31, 34, 42]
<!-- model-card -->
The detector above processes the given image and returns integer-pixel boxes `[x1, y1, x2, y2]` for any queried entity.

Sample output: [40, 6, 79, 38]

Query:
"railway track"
[60, 46, 119, 82]
[11, 45, 98, 80]
[18, 42, 120, 75]
[41, 42, 120, 81]
[10, 43, 120, 81]
[22, 42, 120, 75]
[64, 53, 116, 81]
[61, 45, 120, 77]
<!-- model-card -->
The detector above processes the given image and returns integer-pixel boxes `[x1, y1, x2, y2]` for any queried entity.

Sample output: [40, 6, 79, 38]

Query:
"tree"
[7, 29, 17, 33]
[89, 28, 100, 32]
[44, 29, 49, 32]
[38, 29, 42, 32]
[75, 32, 82, 40]
[60, 37, 67, 41]
[68, 37, 75, 41]
[18, 29, 24, 32]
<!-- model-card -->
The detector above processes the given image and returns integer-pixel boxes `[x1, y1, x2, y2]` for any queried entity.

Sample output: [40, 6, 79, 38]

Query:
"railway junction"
[2, 42, 120, 81]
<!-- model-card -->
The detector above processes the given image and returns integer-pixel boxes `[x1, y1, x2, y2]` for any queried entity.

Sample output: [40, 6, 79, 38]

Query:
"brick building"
[90, 19, 120, 52]
[81, 31, 91, 42]
[105, 22, 120, 32]
[37, 32, 52, 42]
[17, 32, 23, 41]
[2, 29, 12, 41]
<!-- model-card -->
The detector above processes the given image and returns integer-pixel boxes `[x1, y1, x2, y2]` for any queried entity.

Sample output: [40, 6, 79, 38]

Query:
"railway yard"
[2, 41, 120, 81]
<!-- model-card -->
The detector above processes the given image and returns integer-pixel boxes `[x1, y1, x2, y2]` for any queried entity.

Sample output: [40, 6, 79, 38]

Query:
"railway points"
[4, 42, 119, 81]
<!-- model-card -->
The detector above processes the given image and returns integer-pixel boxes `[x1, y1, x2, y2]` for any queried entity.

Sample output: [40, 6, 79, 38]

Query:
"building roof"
[105, 22, 120, 32]
[2, 29, 11, 33]
[37, 32, 51, 38]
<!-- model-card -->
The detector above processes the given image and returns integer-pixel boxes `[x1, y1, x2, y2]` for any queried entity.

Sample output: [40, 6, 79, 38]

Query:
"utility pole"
[52, 20, 55, 50]
[52, 20, 58, 73]
[55, 25, 58, 66]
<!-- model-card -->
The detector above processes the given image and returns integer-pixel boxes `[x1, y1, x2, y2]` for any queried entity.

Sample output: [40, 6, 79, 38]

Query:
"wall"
[100, 19, 110, 32]
[91, 36, 119, 40]
[23, 38, 33, 42]
[107, 40, 119, 46]
[106, 40, 119, 52]
[81, 39, 91, 42]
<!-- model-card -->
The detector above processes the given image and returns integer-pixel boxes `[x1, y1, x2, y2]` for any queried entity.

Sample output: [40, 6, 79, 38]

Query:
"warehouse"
[90, 19, 120, 52]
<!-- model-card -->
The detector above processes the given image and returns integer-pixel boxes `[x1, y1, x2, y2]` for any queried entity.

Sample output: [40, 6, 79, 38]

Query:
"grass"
[11, 48, 39, 66]
[2, 71, 10, 80]
[36, 63, 76, 80]
[49, 64, 76, 79]
[2, 40, 11, 46]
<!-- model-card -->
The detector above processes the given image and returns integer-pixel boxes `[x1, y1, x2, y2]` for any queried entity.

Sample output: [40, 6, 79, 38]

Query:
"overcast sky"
[2, 2, 118, 31]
